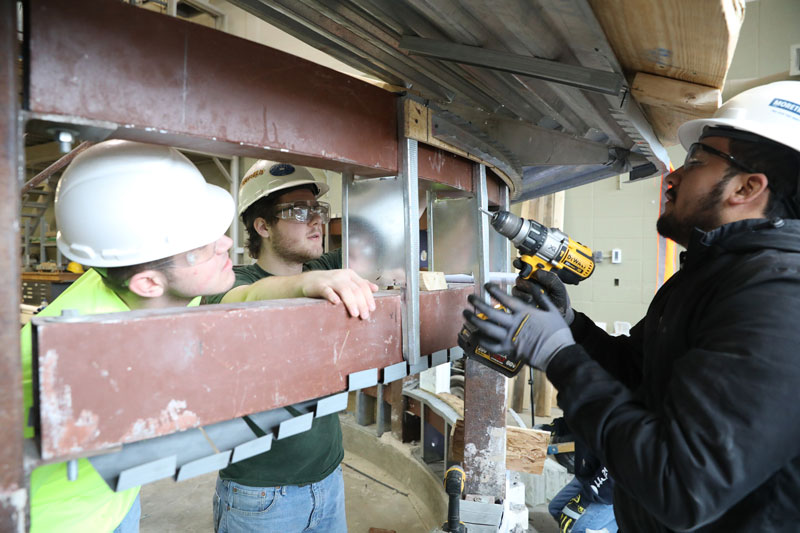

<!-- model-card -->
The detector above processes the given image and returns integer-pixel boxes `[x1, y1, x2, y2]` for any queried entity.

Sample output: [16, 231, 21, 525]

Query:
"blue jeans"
[549, 478, 617, 533]
[213, 465, 347, 533]
[114, 493, 141, 533]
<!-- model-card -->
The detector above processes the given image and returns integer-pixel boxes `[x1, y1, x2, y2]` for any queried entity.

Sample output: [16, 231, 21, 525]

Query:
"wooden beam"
[631, 73, 721, 116]
[589, 0, 745, 88]
[589, 0, 744, 146]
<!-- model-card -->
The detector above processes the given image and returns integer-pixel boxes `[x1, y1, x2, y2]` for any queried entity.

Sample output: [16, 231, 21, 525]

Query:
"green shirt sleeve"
[203, 264, 271, 304]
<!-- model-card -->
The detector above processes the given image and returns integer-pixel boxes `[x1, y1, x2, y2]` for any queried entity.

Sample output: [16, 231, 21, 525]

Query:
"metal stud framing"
[398, 101, 421, 366]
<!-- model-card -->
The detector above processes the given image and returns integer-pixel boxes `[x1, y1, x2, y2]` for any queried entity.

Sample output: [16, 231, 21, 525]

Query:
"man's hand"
[300, 269, 378, 319]
[462, 282, 574, 371]
[512, 267, 575, 325]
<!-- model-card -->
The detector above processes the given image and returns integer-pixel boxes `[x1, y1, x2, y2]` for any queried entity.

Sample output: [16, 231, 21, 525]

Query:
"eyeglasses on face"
[271, 201, 330, 224]
[684, 142, 757, 174]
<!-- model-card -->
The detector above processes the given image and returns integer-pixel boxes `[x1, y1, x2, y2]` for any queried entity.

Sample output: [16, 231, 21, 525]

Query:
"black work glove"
[463, 282, 574, 371]
[558, 494, 586, 533]
[511, 264, 575, 325]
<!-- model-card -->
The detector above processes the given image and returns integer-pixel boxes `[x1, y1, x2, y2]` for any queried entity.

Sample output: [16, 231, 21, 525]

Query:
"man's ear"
[728, 172, 769, 207]
[127, 270, 167, 299]
[254, 217, 270, 239]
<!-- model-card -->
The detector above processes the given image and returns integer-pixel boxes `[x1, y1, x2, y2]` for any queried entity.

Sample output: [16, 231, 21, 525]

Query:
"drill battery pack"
[458, 319, 524, 378]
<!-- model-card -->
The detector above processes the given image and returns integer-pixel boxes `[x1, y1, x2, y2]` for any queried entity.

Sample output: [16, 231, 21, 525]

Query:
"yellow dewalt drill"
[458, 209, 594, 377]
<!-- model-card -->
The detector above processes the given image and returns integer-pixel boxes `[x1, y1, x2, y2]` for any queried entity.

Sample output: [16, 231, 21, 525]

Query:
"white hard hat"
[678, 81, 800, 153]
[55, 140, 234, 268]
[238, 160, 329, 216]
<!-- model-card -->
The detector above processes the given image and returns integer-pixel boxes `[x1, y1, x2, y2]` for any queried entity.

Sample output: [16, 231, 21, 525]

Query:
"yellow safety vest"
[21, 269, 200, 533]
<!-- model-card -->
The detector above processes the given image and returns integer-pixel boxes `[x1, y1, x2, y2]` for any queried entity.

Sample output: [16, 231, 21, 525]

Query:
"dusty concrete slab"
[138, 413, 436, 532]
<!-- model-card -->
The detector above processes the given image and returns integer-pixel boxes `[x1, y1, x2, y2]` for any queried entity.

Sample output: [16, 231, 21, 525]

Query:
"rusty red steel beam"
[32, 286, 472, 461]
[1, 0, 25, 529]
[27, 0, 398, 177]
[417, 145, 504, 206]
[419, 284, 473, 355]
[33, 294, 402, 460]
[27, 0, 508, 200]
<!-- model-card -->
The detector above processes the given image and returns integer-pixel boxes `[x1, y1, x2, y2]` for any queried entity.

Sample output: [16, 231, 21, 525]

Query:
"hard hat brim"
[237, 178, 330, 216]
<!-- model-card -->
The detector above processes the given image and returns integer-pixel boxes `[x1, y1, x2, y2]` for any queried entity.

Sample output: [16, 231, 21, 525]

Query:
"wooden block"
[403, 99, 429, 142]
[547, 442, 576, 455]
[632, 72, 722, 145]
[419, 271, 448, 291]
[632, 73, 720, 116]
[450, 419, 550, 475]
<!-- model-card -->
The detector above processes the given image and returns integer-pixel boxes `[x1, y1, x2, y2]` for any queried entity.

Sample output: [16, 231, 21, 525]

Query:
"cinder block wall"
[562, 175, 662, 331]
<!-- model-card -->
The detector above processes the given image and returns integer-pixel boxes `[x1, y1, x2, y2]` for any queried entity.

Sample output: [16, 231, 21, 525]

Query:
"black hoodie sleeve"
[547, 268, 800, 531]
[570, 311, 645, 391]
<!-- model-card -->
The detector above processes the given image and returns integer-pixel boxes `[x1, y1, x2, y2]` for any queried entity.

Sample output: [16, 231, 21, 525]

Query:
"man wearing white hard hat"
[20, 140, 236, 533]
[464, 81, 800, 532]
[206, 160, 377, 533]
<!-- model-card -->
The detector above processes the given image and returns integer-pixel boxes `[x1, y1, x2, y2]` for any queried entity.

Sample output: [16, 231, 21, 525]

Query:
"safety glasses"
[271, 200, 330, 224]
[150, 238, 228, 270]
[685, 142, 757, 174]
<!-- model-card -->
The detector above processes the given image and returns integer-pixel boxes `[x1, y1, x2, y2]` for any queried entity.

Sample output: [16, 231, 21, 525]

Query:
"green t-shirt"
[205, 249, 345, 486]
[21, 269, 201, 533]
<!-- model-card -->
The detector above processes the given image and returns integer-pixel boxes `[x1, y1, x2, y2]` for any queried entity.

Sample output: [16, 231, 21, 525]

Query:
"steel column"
[463, 164, 507, 500]
[0, 0, 25, 529]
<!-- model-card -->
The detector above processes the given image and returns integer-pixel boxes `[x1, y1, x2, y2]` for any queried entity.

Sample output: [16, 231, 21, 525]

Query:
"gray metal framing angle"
[430, 110, 522, 191]
[399, 35, 622, 96]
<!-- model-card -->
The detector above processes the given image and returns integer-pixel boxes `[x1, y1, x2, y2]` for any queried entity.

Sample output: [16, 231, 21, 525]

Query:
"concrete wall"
[727, 0, 800, 83]
[561, 145, 686, 331]
[562, 175, 661, 330]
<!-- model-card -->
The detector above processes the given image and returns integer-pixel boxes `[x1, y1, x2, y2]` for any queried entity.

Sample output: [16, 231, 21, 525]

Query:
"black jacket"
[547, 218, 800, 532]
[574, 440, 615, 506]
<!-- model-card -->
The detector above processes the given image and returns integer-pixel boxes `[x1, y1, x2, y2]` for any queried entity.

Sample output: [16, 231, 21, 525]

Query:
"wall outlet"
[611, 248, 622, 264]
[791, 44, 800, 77]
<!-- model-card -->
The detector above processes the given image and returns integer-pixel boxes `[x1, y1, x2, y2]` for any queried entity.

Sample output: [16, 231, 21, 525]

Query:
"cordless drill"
[458, 209, 594, 377]
[441, 466, 467, 533]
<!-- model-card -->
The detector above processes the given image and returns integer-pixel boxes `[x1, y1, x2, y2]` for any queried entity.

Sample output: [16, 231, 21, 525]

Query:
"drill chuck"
[486, 209, 594, 284]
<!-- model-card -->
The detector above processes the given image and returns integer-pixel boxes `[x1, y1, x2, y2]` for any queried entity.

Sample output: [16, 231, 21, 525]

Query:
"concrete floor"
[140, 470, 558, 533]
[140, 450, 430, 532]
[139, 409, 565, 533]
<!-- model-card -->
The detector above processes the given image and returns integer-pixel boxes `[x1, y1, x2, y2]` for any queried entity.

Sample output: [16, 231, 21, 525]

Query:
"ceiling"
[223, 0, 742, 200]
